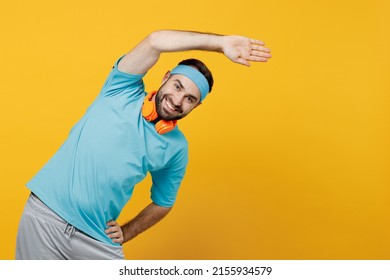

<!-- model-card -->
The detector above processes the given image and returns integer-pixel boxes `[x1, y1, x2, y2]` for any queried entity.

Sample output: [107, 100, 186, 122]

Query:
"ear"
[162, 70, 171, 84]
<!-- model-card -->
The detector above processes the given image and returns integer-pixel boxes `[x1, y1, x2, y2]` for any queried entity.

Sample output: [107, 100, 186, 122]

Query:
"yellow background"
[1, 0, 389, 259]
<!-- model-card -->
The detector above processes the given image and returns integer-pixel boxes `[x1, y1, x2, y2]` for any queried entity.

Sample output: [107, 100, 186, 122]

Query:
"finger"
[108, 231, 121, 238]
[250, 50, 272, 58]
[112, 237, 123, 244]
[250, 38, 265, 46]
[248, 55, 269, 62]
[109, 232, 124, 244]
[235, 58, 251, 67]
[251, 45, 271, 53]
[105, 226, 120, 234]
[106, 221, 118, 226]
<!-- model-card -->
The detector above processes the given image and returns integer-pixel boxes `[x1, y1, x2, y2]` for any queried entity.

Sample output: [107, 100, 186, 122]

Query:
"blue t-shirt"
[26, 57, 188, 245]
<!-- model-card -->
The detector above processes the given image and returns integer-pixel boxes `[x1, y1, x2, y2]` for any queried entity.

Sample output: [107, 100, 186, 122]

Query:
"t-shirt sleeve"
[150, 148, 188, 207]
[99, 56, 146, 98]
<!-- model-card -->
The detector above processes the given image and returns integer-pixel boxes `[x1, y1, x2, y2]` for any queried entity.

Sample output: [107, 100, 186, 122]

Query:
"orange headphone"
[142, 91, 177, 135]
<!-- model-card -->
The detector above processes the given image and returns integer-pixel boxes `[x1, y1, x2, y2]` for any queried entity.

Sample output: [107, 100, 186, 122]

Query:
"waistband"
[27, 192, 77, 236]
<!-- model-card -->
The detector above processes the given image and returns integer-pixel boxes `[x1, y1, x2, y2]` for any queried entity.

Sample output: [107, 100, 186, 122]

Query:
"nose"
[171, 93, 183, 108]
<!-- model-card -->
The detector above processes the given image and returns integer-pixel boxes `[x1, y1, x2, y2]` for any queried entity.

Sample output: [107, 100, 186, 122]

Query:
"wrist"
[121, 223, 136, 243]
[210, 34, 225, 53]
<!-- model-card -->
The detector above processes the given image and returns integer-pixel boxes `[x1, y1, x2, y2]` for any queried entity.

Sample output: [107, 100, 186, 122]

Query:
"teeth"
[166, 99, 175, 111]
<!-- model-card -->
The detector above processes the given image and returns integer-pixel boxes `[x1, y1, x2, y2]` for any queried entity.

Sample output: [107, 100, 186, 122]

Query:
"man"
[16, 30, 271, 259]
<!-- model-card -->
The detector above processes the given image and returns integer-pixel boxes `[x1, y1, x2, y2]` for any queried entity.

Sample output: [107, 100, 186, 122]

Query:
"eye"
[174, 84, 180, 91]
[186, 96, 194, 104]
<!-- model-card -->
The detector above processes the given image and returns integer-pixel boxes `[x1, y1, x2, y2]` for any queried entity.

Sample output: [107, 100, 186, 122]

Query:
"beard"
[155, 88, 185, 121]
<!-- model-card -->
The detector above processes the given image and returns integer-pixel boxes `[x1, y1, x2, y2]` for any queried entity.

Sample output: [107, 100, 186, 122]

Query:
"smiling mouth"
[164, 98, 183, 115]
[166, 98, 176, 111]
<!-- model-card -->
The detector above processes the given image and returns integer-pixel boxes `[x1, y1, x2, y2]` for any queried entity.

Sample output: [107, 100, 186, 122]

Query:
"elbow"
[146, 31, 159, 51]
[152, 202, 173, 216]
[146, 30, 166, 52]
[153, 202, 173, 210]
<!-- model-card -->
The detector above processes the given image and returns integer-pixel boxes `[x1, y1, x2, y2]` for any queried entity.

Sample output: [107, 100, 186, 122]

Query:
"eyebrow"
[174, 79, 199, 102]
[174, 79, 185, 90]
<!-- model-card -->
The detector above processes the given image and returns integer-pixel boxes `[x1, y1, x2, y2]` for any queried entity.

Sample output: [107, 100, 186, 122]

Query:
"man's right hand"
[222, 35, 272, 66]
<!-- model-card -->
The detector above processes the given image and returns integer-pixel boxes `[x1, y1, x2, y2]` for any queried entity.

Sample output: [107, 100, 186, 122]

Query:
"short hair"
[178, 59, 214, 93]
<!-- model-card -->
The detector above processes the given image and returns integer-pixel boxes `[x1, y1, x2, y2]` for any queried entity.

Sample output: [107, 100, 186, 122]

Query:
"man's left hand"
[105, 220, 124, 245]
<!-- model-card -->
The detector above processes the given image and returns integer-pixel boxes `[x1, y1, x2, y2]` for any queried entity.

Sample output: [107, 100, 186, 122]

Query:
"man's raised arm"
[118, 30, 271, 75]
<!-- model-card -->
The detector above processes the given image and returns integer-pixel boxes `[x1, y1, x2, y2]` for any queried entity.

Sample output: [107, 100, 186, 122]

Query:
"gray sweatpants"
[16, 193, 124, 260]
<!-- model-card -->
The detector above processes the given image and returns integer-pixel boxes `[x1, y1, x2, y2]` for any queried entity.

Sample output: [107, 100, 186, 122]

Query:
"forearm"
[121, 202, 172, 243]
[148, 30, 224, 54]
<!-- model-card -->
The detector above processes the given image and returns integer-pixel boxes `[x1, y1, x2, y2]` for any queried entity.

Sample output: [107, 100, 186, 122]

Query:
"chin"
[160, 110, 186, 121]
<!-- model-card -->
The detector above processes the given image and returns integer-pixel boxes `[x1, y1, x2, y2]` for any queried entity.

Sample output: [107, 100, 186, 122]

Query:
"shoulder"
[99, 56, 146, 98]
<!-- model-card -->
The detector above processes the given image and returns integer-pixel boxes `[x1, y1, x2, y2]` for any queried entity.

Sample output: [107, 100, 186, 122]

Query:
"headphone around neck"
[142, 91, 177, 135]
